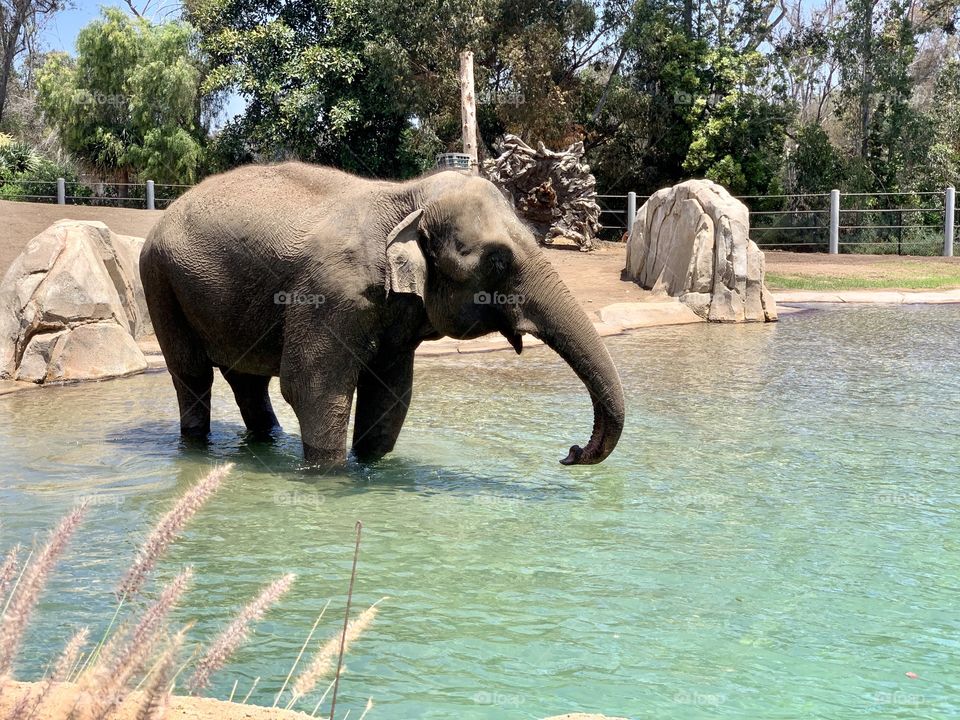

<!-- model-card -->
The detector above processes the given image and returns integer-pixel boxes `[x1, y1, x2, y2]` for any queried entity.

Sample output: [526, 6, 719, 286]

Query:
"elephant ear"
[385, 208, 427, 299]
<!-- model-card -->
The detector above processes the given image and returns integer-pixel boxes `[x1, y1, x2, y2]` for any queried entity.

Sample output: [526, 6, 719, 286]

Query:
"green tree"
[830, 0, 936, 191]
[36, 8, 205, 187]
[584, 0, 705, 193]
[189, 0, 616, 176]
[680, 48, 792, 195]
[190, 0, 413, 174]
[585, 0, 792, 195]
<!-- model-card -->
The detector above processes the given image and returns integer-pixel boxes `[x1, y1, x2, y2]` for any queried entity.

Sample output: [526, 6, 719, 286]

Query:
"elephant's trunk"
[516, 258, 625, 465]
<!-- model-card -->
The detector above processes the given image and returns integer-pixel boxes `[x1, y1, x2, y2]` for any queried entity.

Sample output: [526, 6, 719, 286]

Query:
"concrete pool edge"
[772, 288, 960, 304]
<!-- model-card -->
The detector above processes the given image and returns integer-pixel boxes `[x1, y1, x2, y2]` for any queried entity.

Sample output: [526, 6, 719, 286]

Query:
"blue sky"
[41, 3, 105, 53]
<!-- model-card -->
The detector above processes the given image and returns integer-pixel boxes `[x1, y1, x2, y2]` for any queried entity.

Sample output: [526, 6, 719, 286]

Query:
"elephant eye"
[454, 239, 470, 256]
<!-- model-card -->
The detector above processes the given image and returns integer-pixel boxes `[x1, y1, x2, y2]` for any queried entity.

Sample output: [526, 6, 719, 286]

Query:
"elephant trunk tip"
[559, 393, 624, 465]
[560, 444, 583, 465]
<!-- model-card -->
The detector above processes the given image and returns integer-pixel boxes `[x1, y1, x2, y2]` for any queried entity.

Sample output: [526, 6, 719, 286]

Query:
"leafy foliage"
[36, 8, 205, 185]
[0, 0, 958, 253]
[0, 155, 91, 204]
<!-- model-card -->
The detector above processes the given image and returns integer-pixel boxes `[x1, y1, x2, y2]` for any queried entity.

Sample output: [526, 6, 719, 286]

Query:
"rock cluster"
[482, 134, 602, 250]
[625, 179, 777, 322]
[0, 220, 151, 383]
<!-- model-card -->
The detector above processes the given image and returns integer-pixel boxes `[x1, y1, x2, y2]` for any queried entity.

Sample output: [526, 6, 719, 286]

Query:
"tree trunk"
[0, 17, 24, 124]
[860, 0, 874, 159]
[459, 50, 478, 171]
[590, 44, 628, 122]
[119, 167, 130, 201]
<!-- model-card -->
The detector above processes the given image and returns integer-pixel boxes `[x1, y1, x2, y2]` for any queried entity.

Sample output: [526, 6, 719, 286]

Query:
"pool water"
[1, 304, 959, 719]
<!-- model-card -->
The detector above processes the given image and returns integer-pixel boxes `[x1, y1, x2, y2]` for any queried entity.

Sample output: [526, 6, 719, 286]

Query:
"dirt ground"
[0, 199, 163, 278]
[3, 199, 960, 295]
[544, 244, 960, 291]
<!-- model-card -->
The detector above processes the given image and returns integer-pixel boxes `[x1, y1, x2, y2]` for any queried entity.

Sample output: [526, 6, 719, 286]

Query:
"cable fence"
[0, 178, 189, 210]
[3, 177, 957, 256]
[598, 188, 958, 256]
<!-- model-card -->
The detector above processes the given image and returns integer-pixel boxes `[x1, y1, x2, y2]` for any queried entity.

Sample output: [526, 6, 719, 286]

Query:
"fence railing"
[6, 178, 959, 256]
[0, 178, 189, 210]
[598, 188, 959, 256]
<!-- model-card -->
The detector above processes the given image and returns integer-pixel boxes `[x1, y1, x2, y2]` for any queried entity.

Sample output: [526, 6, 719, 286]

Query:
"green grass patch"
[765, 272, 960, 291]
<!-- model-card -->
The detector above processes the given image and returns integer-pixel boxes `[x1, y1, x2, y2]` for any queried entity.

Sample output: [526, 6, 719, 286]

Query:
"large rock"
[625, 180, 777, 322]
[0, 220, 151, 383]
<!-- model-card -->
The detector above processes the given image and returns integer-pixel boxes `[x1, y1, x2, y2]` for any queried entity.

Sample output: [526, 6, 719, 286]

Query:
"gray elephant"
[140, 163, 624, 465]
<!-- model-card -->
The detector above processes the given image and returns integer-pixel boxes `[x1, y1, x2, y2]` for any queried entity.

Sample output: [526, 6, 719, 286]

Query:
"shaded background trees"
[0, 0, 958, 241]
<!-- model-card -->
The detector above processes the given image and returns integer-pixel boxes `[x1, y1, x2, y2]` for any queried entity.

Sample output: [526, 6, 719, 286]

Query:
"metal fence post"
[944, 186, 955, 257]
[57, 177, 65, 205]
[829, 188, 840, 254]
[626, 191, 637, 236]
[146, 180, 155, 211]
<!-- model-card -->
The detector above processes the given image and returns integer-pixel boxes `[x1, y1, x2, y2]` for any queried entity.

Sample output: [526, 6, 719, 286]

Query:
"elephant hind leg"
[142, 268, 214, 438]
[221, 368, 280, 438]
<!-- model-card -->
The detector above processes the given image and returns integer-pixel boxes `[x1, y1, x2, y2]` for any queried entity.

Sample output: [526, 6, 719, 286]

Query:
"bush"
[0, 135, 40, 179]
[0, 155, 93, 204]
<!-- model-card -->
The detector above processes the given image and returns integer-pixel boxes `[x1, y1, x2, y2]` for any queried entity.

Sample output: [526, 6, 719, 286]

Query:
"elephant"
[139, 162, 625, 466]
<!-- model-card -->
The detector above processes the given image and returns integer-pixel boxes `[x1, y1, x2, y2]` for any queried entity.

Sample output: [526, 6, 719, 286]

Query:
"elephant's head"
[385, 174, 625, 465]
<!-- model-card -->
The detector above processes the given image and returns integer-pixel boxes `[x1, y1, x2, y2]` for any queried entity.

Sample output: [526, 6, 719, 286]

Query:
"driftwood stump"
[481, 134, 602, 250]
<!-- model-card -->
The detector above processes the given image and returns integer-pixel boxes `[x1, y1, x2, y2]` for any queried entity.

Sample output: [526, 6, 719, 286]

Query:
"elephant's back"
[164, 164, 346, 255]
[140, 162, 383, 372]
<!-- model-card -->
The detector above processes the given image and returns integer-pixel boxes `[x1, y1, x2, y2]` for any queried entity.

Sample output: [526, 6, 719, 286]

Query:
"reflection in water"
[1, 304, 960, 719]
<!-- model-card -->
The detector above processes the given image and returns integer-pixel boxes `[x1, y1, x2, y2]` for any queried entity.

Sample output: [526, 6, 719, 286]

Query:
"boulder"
[624, 180, 777, 322]
[0, 220, 150, 383]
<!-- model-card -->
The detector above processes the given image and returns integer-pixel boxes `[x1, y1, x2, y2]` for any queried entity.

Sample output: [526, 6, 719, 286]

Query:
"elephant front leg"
[352, 349, 415, 462]
[280, 351, 361, 467]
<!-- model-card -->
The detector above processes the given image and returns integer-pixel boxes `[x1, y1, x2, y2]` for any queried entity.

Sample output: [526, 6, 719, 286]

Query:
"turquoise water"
[1, 304, 959, 719]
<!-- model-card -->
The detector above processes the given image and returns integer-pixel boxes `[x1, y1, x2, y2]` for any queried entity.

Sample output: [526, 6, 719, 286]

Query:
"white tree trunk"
[459, 50, 478, 172]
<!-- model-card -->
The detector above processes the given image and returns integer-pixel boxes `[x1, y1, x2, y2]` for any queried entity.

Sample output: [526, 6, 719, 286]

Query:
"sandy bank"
[0, 679, 626, 720]
[0, 678, 313, 720]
